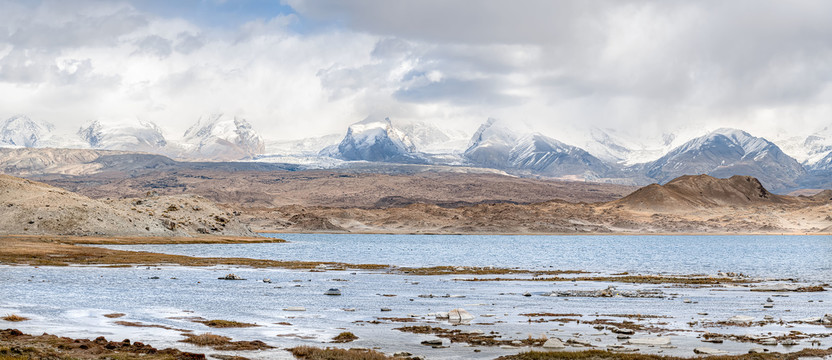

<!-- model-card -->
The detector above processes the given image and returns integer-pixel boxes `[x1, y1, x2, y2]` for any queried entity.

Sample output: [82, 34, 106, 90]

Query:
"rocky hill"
[245, 174, 832, 234]
[0, 175, 253, 237]
[613, 175, 792, 211]
[640, 128, 806, 192]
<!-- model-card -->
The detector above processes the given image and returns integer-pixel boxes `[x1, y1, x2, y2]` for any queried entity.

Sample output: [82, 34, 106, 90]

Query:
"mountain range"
[0, 114, 265, 161]
[1, 114, 830, 192]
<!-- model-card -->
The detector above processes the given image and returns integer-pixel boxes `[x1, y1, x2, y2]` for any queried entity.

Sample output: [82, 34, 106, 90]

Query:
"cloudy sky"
[1, 0, 832, 142]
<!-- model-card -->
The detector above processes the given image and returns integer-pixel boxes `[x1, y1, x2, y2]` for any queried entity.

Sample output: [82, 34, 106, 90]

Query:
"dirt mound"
[807, 189, 832, 202]
[0, 174, 253, 237]
[613, 175, 791, 211]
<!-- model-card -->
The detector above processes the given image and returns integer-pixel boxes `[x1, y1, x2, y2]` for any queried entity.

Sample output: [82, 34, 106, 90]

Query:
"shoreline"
[3, 328, 830, 360]
[0, 236, 794, 284]
[256, 230, 832, 236]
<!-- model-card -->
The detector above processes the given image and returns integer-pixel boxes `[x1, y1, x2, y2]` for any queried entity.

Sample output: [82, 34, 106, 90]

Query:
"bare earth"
[0, 175, 254, 237]
[44, 170, 638, 208]
[3, 164, 831, 235]
[244, 175, 832, 234]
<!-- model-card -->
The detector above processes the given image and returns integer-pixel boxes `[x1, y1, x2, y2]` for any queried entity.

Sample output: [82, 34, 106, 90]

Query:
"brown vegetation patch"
[400, 266, 586, 276]
[702, 331, 832, 344]
[520, 313, 583, 317]
[290, 346, 398, 360]
[331, 332, 358, 343]
[209, 355, 250, 360]
[114, 321, 191, 332]
[395, 326, 546, 347]
[1, 315, 28, 322]
[496, 348, 832, 360]
[376, 317, 419, 323]
[582, 319, 646, 331]
[0, 328, 206, 360]
[527, 318, 580, 324]
[103, 313, 125, 318]
[796, 285, 826, 292]
[0, 236, 387, 270]
[194, 319, 258, 328]
[180, 333, 273, 351]
[464, 275, 754, 285]
[601, 314, 671, 319]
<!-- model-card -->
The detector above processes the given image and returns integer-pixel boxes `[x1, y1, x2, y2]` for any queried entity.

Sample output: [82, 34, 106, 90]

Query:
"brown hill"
[613, 175, 793, 211]
[0, 174, 253, 237]
[807, 189, 832, 202]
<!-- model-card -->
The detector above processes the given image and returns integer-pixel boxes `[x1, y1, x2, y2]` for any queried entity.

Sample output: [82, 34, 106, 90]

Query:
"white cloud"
[1, 0, 832, 147]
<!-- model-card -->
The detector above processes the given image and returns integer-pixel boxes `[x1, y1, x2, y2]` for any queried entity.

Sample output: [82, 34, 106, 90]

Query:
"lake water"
[3, 234, 832, 359]
[102, 234, 832, 281]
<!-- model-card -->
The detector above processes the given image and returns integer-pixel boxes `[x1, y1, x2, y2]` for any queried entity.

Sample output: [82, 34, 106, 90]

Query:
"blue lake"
[101, 234, 832, 281]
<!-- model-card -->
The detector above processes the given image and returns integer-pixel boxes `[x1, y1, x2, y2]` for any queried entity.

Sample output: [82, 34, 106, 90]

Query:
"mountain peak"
[327, 117, 423, 163]
[645, 129, 805, 192]
[181, 114, 265, 160]
[1, 115, 54, 147]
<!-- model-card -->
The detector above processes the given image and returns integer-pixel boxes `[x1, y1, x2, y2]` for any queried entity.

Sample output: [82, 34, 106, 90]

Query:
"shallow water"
[103, 234, 832, 281]
[4, 234, 832, 359]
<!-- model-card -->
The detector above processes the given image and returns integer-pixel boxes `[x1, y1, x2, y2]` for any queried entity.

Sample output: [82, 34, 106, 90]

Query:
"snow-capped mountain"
[398, 121, 469, 154]
[180, 114, 265, 160]
[509, 133, 613, 179]
[464, 119, 614, 179]
[640, 128, 806, 192]
[265, 134, 342, 156]
[777, 127, 832, 171]
[1, 115, 55, 148]
[323, 117, 426, 163]
[463, 118, 519, 169]
[580, 128, 683, 166]
[77, 120, 167, 153]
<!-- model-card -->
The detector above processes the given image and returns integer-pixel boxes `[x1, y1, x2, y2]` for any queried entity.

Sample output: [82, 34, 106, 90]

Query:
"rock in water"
[694, 347, 727, 355]
[218, 273, 245, 280]
[542, 338, 565, 349]
[626, 337, 671, 346]
[324, 288, 342, 296]
[448, 308, 474, 324]
[727, 315, 754, 323]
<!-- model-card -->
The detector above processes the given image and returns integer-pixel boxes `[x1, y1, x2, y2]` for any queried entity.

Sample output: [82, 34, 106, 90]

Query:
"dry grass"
[290, 346, 396, 360]
[465, 274, 755, 285]
[0, 236, 579, 277]
[114, 320, 190, 332]
[497, 348, 832, 360]
[331, 332, 358, 343]
[195, 319, 258, 328]
[0, 315, 28, 322]
[0, 236, 387, 270]
[180, 333, 273, 351]
[103, 313, 125, 318]
[395, 326, 546, 347]
[400, 266, 586, 276]
[0, 329, 205, 360]
[180, 333, 232, 347]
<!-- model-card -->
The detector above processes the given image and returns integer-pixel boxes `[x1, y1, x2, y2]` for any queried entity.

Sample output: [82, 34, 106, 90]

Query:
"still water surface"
[102, 234, 832, 281]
